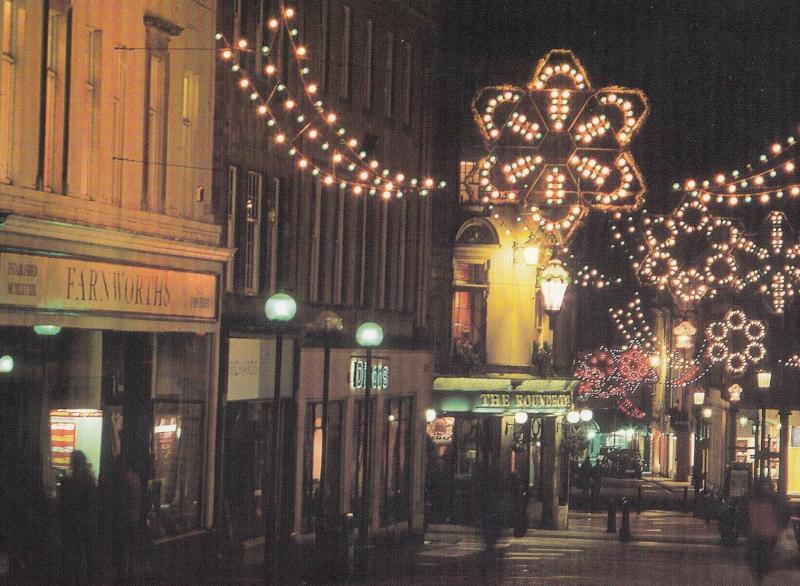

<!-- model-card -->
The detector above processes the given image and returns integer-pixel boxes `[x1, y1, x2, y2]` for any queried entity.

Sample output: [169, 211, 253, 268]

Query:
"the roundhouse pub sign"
[1, 252, 216, 319]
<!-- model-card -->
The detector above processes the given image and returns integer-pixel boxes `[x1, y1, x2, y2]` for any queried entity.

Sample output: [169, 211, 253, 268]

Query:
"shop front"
[0, 226, 226, 579]
[425, 377, 575, 529]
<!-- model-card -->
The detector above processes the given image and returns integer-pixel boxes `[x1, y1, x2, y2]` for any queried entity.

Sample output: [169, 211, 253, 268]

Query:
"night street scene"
[7, 1, 800, 584]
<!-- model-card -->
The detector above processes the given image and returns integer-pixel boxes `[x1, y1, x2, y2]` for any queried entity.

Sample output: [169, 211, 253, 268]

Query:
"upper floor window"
[243, 171, 263, 294]
[451, 261, 488, 371]
[0, 0, 19, 183]
[144, 24, 169, 212]
[42, 3, 70, 193]
[384, 32, 394, 118]
[340, 5, 351, 99]
[364, 19, 373, 109]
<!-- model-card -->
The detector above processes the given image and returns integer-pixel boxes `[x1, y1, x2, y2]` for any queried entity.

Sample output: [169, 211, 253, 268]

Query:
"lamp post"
[756, 370, 771, 484]
[539, 257, 569, 375]
[727, 384, 742, 491]
[355, 321, 383, 575]
[692, 389, 705, 495]
[312, 310, 343, 553]
[264, 293, 297, 578]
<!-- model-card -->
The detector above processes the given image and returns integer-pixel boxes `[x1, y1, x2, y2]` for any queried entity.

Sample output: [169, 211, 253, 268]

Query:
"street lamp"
[756, 370, 771, 483]
[514, 411, 529, 425]
[312, 310, 343, 553]
[0, 355, 13, 373]
[33, 324, 61, 336]
[264, 293, 296, 578]
[523, 243, 540, 266]
[539, 259, 570, 319]
[691, 389, 706, 495]
[672, 320, 697, 350]
[579, 408, 593, 423]
[425, 408, 437, 424]
[355, 321, 383, 573]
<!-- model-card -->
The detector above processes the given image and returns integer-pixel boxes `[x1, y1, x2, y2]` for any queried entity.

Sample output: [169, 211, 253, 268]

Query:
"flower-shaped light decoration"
[574, 346, 657, 419]
[704, 308, 767, 376]
[735, 211, 800, 315]
[470, 49, 648, 243]
[637, 197, 743, 306]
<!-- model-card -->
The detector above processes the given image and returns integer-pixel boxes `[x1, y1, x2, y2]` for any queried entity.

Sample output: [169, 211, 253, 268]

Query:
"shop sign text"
[349, 357, 390, 391]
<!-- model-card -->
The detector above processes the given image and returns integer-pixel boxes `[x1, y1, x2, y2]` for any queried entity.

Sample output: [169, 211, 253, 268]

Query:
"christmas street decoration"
[704, 308, 766, 376]
[735, 211, 800, 315]
[575, 346, 657, 419]
[216, 3, 441, 200]
[469, 49, 648, 242]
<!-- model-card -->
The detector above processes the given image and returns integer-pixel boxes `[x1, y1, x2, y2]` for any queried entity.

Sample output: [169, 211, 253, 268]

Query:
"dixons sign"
[349, 357, 390, 391]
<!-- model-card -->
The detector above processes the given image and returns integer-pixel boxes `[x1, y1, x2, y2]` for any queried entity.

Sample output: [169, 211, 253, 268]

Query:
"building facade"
[213, 0, 440, 561]
[0, 0, 227, 581]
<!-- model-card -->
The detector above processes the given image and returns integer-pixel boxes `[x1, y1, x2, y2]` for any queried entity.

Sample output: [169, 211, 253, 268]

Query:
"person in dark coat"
[590, 458, 603, 512]
[60, 451, 97, 585]
[746, 478, 789, 582]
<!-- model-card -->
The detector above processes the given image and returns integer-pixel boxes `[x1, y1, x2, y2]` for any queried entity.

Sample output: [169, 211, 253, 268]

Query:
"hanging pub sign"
[349, 357, 390, 391]
[426, 417, 455, 445]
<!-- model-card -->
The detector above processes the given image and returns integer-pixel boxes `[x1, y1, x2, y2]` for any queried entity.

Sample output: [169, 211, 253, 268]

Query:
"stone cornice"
[0, 214, 233, 263]
[0, 182, 223, 248]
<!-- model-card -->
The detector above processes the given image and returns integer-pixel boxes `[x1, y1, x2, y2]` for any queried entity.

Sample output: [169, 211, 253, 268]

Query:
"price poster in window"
[51, 421, 77, 470]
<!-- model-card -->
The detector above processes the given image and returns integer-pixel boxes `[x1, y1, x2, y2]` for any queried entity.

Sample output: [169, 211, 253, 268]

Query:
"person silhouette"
[747, 478, 788, 582]
[60, 450, 97, 585]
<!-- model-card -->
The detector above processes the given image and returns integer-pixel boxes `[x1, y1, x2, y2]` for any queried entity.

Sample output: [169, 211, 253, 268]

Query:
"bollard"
[619, 498, 631, 543]
[606, 499, 617, 533]
[636, 484, 643, 514]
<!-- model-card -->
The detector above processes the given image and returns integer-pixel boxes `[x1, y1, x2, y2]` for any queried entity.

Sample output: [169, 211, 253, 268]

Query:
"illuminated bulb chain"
[704, 308, 766, 377]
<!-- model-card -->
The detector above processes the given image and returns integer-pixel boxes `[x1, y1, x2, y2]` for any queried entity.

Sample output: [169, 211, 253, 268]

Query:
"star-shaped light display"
[735, 211, 800, 314]
[637, 198, 743, 306]
[470, 50, 649, 242]
[704, 308, 766, 376]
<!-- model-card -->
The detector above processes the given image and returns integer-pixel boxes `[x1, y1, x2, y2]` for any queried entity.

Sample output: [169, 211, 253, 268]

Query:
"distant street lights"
[264, 293, 296, 578]
[355, 321, 383, 574]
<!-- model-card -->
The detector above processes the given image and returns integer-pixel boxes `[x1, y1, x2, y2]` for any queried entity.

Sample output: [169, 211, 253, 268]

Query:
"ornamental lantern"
[540, 259, 570, 314]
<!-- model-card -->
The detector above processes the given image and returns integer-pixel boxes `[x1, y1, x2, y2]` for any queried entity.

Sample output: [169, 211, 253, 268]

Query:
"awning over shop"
[432, 376, 576, 415]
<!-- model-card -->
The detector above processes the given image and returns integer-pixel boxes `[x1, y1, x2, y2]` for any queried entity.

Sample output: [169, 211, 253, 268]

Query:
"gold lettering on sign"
[0, 252, 216, 319]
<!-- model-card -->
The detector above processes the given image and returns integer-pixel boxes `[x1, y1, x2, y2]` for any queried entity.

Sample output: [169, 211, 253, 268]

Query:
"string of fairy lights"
[215, 2, 443, 200]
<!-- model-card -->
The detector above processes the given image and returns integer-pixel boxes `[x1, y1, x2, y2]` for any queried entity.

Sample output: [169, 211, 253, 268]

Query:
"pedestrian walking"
[590, 458, 603, 512]
[59, 450, 97, 585]
[746, 479, 788, 582]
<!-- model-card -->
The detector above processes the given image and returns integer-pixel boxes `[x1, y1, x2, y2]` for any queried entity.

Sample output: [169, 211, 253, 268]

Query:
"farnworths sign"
[349, 357, 390, 391]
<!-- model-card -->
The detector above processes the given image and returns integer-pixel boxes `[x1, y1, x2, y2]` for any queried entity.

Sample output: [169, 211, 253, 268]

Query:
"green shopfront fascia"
[425, 377, 576, 528]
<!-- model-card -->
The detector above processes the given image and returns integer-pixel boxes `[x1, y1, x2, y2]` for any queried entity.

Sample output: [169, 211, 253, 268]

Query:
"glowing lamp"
[673, 320, 697, 349]
[33, 325, 61, 336]
[356, 322, 383, 348]
[540, 259, 570, 313]
[579, 408, 593, 422]
[264, 293, 297, 322]
[566, 410, 581, 424]
[425, 409, 437, 424]
[727, 383, 742, 403]
[514, 411, 529, 425]
[523, 244, 540, 266]
[702, 407, 712, 419]
[586, 429, 597, 440]
[693, 390, 706, 406]
[739, 416, 749, 427]
[0, 355, 13, 373]
[757, 370, 771, 390]
[648, 354, 660, 368]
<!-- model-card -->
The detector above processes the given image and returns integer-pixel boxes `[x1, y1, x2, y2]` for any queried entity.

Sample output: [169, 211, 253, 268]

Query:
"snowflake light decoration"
[575, 346, 657, 419]
[704, 308, 766, 376]
[735, 211, 800, 314]
[637, 198, 743, 306]
[470, 49, 649, 242]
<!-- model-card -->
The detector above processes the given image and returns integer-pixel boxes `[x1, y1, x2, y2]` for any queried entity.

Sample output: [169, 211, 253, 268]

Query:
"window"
[384, 32, 394, 118]
[401, 40, 412, 127]
[308, 178, 322, 302]
[301, 401, 343, 533]
[364, 19, 373, 109]
[180, 70, 199, 215]
[225, 166, 238, 292]
[451, 262, 488, 366]
[80, 29, 102, 197]
[111, 47, 128, 205]
[333, 185, 345, 304]
[320, 0, 330, 93]
[340, 5, 351, 99]
[342, 189, 366, 306]
[265, 177, 282, 293]
[42, 5, 69, 193]
[351, 397, 375, 520]
[377, 201, 388, 308]
[144, 25, 169, 212]
[459, 161, 481, 204]
[381, 397, 413, 525]
[244, 171, 263, 294]
[151, 333, 210, 538]
[318, 181, 336, 303]
[0, 0, 18, 183]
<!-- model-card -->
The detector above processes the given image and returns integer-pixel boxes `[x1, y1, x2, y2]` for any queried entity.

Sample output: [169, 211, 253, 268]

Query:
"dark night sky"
[441, 0, 800, 211]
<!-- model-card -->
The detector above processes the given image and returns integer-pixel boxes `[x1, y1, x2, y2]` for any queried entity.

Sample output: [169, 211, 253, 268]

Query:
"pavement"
[120, 507, 800, 585]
